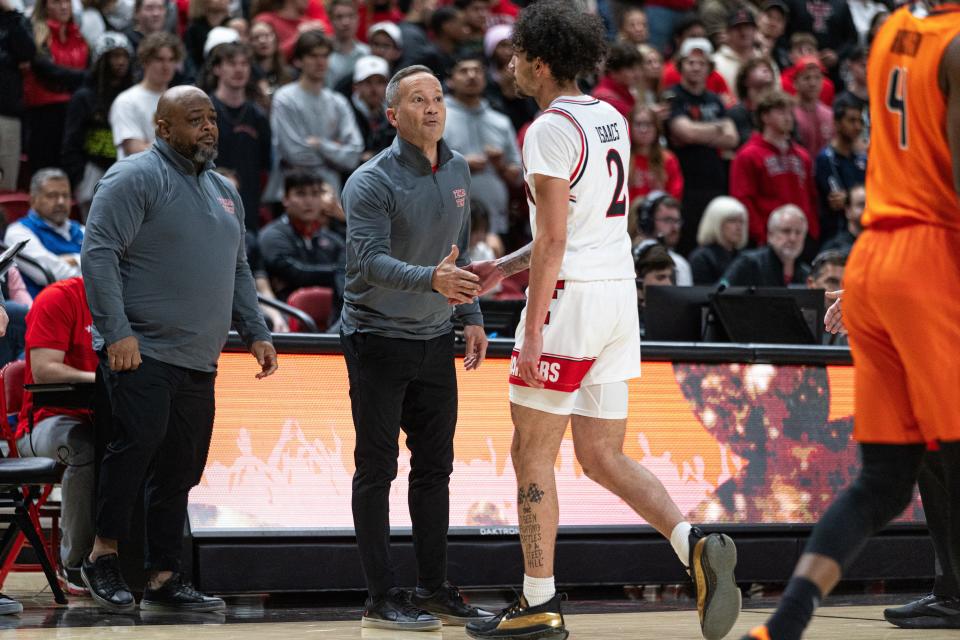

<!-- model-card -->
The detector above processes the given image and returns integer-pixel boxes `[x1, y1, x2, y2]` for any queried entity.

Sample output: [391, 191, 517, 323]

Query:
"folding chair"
[0, 361, 65, 603]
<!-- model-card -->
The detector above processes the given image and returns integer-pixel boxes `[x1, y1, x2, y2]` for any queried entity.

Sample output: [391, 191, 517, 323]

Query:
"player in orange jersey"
[741, 2, 960, 639]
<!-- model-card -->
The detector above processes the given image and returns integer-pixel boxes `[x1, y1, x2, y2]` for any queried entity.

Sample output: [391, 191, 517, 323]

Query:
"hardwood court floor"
[0, 574, 956, 639]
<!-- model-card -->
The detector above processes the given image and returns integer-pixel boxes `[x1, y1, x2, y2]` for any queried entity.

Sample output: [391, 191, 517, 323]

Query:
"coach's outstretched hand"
[824, 290, 846, 335]
[252, 340, 279, 379]
[433, 245, 480, 305]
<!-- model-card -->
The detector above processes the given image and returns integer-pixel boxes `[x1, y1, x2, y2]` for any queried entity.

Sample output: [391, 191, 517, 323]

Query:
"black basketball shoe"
[884, 594, 960, 629]
[689, 527, 741, 640]
[465, 593, 567, 639]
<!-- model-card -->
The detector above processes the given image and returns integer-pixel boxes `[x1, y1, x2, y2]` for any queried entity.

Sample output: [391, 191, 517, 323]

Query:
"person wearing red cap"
[780, 32, 835, 104]
[790, 55, 833, 158]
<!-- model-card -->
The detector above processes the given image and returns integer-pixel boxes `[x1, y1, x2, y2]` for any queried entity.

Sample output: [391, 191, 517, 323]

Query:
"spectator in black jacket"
[722, 204, 811, 287]
[688, 196, 748, 286]
[259, 170, 346, 320]
[0, 0, 36, 190]
[61, 31, 133, 215]
[349, 55, 395, 163]
[203, 41, 270, 231]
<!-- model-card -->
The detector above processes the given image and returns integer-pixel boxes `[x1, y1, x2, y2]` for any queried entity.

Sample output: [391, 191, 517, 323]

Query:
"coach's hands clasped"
[433, 245, 480, 304]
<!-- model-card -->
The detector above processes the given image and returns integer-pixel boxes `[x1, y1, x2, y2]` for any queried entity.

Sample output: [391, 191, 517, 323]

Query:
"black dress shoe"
[884, 594, 960, 629]
[81, 554, 136, 613]
[411, 581, 496, 626]
[140, 574, 225, 612]
[361, 587, 441, 631]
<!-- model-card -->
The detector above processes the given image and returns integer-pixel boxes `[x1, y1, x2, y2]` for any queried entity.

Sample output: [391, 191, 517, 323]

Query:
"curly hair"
[512, 0, 607, 85]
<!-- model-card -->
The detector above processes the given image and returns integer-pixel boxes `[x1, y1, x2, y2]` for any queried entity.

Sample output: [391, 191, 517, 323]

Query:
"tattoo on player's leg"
[519, 509, 544, 568]
[518, 483, 546, 568]
[526, 483, 544, 504]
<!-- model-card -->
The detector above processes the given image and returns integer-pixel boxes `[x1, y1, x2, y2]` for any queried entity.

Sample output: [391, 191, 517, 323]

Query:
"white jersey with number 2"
[523, 94, 635, 282]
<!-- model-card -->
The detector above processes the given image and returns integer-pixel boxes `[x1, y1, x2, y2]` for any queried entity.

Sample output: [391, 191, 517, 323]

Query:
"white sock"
[523, 574, 555, 607]
[670, 521, 693, 567]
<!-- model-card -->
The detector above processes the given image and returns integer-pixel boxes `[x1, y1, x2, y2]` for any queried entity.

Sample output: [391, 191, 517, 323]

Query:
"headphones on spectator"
[638, 191, 670, 236]
[632, 238, 660, 266]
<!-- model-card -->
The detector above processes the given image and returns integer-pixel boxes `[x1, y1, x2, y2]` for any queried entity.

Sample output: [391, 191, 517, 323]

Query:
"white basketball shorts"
[508, 279, 641, 416]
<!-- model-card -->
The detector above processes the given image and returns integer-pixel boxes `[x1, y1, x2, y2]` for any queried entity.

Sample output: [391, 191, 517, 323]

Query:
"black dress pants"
[96, 355, 216, 572]
[342, 331, 457, 598]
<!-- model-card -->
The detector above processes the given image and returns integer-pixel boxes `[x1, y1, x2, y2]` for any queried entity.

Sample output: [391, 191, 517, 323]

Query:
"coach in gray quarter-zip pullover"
[338, 66, 494, 628]
[83, 136, 272, 370]
[341, 129, 483, 338]
[79, 87, 276, 612]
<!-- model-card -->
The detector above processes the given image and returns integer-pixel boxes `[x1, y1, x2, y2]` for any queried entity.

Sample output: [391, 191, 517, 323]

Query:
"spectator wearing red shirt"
[15, 277, 97, 592]
[23, 0, 89, 176]
[591, 40, 641, 120]
[252, 0, 330, 60]
[629, 104, 682, 202]
[729, 89, 818, 245]
[356, 0, 403, 42]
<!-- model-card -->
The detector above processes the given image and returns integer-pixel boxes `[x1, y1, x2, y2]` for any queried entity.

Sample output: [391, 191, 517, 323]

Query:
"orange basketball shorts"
[844, 222, 960, 444]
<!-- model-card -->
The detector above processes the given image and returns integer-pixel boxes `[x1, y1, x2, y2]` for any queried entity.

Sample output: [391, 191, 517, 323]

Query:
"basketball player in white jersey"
[465, 2, 741, 639]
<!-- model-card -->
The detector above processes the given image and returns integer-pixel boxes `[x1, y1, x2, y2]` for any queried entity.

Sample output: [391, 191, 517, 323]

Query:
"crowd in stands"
[0, 0, 889, 346]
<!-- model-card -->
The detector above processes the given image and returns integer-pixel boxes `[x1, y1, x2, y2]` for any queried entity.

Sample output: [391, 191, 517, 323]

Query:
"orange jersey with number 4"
[864, 3, 960, 230]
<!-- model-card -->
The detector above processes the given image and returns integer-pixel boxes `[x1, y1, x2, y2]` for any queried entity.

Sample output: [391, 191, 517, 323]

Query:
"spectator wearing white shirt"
[108, 31, 181, 159]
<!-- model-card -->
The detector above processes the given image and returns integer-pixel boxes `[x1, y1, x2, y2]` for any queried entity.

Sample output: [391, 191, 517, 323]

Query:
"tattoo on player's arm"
[495, 244, 533, 277]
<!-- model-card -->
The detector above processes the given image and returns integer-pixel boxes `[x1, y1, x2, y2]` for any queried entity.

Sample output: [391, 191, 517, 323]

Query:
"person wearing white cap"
[272, 30, 363, 192]
[349, 55, 394, 161]
[367, 20, 403, 69]
[665, 35, 739, 254]
[326, 0, 369, 88]
[202, 24, 240, 58]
